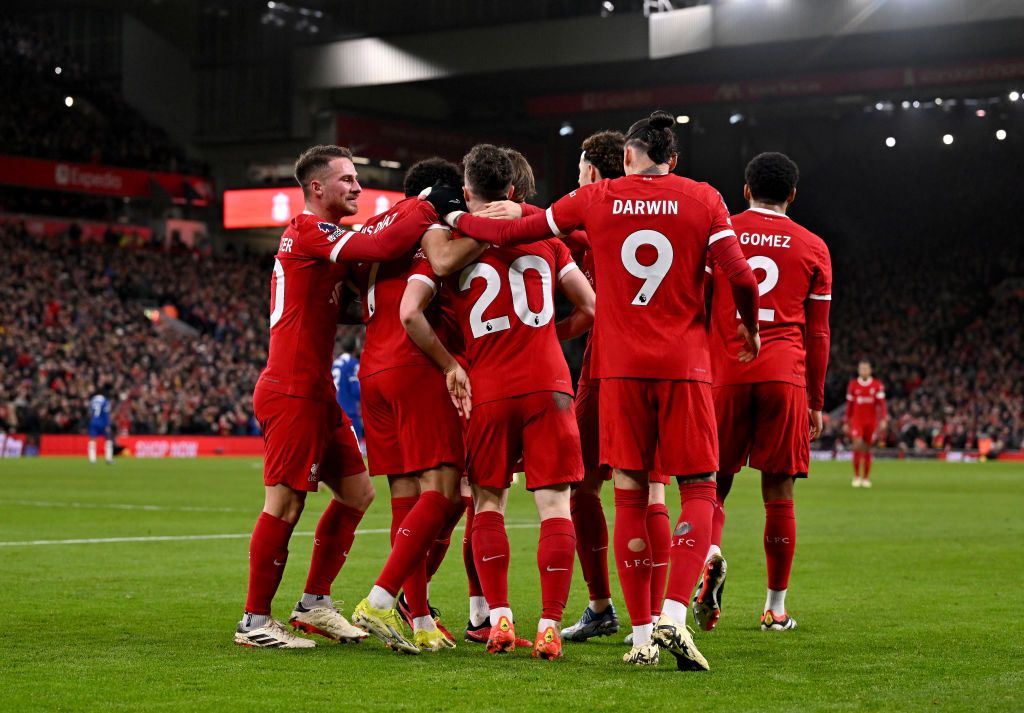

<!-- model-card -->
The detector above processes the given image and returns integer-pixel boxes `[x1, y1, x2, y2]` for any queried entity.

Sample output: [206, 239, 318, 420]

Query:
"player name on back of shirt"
[738, 231, 792, 248]
[611, 199, 679, 215]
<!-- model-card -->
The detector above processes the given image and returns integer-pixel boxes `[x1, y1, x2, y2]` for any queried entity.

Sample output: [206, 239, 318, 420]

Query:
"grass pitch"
[0, 457, 1021, 712]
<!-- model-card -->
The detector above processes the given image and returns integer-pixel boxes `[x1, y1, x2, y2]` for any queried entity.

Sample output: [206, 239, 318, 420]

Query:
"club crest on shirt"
[317, 221, 344, 242]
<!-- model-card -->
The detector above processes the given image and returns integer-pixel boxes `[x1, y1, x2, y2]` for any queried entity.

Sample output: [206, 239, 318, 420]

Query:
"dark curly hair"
[502, 148, 536, 203]
[463, 144, 513, 202]
[745, 152, 799, 203]
[581, 130, 626, 180]
[403, 158, 462, 198]
[624, 110, 677, 165]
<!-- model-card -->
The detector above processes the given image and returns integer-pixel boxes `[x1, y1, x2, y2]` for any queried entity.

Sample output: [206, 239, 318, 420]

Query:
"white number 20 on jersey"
[460, 256, 554, 338]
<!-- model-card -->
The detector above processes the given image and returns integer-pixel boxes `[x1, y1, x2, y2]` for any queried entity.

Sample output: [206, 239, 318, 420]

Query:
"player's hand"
[476, 200, 523, 220]
[420, 183, 468, 227]
[737, 323, 760, 362]
[445, 362, 473, 420]
[808, 410, 823, 441]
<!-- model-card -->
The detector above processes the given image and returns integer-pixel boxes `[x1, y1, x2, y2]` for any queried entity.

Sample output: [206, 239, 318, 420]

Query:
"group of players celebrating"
[233, 109, 833, 672]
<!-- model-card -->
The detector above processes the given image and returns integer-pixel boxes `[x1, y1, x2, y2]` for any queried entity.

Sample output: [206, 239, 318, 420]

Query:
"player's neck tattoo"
[638, 165, 666, 175]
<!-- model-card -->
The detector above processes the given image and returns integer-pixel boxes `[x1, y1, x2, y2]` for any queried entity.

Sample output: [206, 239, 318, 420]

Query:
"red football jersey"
[710, 208, 832, 388]
[357, 197, 449, 379]
[547, 174, 735, 381]
[257, 210, 427, 402]
[445, 236, 577, 405]
[846, 377, 886, 423]
[566, 235, 597, 386]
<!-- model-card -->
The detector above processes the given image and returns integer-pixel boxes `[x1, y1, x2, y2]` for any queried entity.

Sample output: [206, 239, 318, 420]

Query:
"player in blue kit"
[331, 344, 364, 454]
[87, 393, 114, 465]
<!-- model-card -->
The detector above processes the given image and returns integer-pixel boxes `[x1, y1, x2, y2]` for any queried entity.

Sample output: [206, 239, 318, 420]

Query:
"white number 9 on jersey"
[620, 229, 673, 306]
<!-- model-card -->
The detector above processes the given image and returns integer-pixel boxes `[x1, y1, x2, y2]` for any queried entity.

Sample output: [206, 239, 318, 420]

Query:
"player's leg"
[563, 379, 619, 641]
[850, 426, 865, 486]
[531, 484, 575, 660]
[87, 437, 97, 464]
[460, 477, 491, 642]
[646, 480, 670, 620]
[652, 381, 719, 672]
[861, 424, 876, 486]
[292, 406, 374, 644]
[747, 382, 807, 630]
[103, 432, 114, 464]
[523, 391, 583, 660]
[761, 474, 797, 630]
[236, 388, 319, 648]
[473, 485, 515, 653]
[600, 378, 660, 663]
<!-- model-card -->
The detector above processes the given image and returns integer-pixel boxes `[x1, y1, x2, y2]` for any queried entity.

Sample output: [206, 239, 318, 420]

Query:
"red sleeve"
[705, 189, 735, 248]
[845, 380, 854, 422]
[804, 298, 831, 411]
[455, 209, 554, 247]
[708, 235, 758, 333]
[520, 202, 544, 217]
[407, 251, 441, 294]
[552, 240, 578, 281]
[337, 203, 443, 262]
[876, 381, 888, 421]
[563, 229, 591, 254]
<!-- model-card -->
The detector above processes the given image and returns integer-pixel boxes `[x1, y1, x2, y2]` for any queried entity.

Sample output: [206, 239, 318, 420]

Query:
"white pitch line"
[0, 500, 248, 513]
[0, 522, 540, 548]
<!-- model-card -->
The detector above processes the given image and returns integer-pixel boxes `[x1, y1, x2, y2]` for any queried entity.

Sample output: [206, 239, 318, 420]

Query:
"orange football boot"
[532, 626, 563, 660]
[486, 615, 517, 654]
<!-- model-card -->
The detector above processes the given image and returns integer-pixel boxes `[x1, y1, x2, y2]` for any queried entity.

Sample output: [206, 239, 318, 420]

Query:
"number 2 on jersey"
[737, 255, 778, 322]
[620, 229, 673, 306]
[460, 256, 554, 338]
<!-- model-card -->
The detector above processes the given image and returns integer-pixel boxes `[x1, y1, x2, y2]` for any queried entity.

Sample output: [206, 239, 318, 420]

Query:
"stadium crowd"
[2, 215, 1020, 453]
[0, 221, 270, 438]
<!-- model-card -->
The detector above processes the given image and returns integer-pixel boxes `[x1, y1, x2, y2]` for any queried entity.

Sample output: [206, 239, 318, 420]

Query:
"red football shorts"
[575, 380, 610, 480]
[849, 419, 878, 445]
[254, 386, 366, 492]
[466, 391, 584, 491]
[361, 365, 465, 476]
[714, 382, 809, 477]
[599, 378, 718, 476]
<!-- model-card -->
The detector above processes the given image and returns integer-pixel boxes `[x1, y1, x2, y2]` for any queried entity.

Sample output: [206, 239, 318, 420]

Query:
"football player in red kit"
[703, 152, 832, 633]
[236, 145, 447, 649]
[846, 360, 887, 487]
[349, 158, 472, 654]
[424, 112, 760, 671]
[423, 144, 597, 660]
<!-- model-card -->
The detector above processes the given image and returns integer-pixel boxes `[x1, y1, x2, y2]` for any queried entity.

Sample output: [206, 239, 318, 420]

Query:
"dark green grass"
[1, 458, 1021, 712]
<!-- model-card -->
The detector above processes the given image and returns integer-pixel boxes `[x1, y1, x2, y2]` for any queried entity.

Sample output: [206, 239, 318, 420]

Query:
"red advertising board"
[40, 434, 264, 458]
[222, 186, 404, 229]
[0, 155, 213, 202]
[527, 56, 1024, 116]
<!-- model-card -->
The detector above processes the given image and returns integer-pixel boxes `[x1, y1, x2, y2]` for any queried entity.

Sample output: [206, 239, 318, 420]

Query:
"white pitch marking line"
[0, 522, 539, 548]
[0, 499, 248, 513]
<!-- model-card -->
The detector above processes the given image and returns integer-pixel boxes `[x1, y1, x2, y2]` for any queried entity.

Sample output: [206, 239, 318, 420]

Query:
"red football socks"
[764, 499, 796, 590]
[376, 491, 460, 609]
[570, 491, 611, 601]
[852, 451, 862, 476]
[710, 495, 726, 549]
[646, 503, 671, 617]
[304, 499, 364, 596]
[245, 511, 295, 615]
[537, 517, 576, 621]
[426, 497, 465, 581]
[462, 496, 483, 597]
[665, 480, 716, 607]
[613, 487, 652, 626]
[472, 510, 510, 609]
[863, 453, 873, 480]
